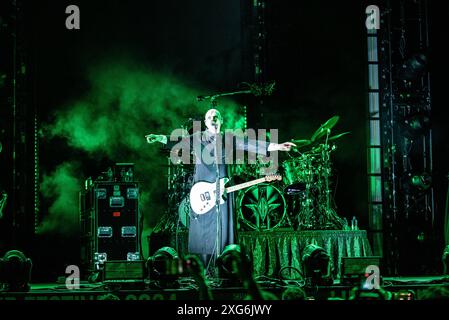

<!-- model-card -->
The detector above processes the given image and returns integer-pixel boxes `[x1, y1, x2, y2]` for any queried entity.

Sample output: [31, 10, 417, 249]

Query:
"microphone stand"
[198, 90, 251, 102]
[212, 123, 222, 278]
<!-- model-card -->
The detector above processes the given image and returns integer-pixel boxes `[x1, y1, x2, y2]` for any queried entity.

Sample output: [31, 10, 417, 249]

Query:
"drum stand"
[290, 151, 317, 230]
[290, 130, 344, 230]
[317, 131, 344, 229]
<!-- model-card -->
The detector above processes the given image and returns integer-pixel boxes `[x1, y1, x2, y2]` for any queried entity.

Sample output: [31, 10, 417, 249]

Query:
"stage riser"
[0, 285, 443, 300]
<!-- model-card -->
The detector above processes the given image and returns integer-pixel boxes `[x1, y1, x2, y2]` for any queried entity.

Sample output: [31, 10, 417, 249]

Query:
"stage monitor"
[341, 256, 381, 285]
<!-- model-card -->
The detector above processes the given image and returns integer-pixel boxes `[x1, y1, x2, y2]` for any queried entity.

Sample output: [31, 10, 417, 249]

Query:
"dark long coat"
[167, 130, 268, 256]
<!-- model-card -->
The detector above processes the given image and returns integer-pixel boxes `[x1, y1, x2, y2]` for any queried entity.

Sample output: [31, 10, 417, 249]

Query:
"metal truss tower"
[0, 0, 39, 246]
[367, 0, 435, 275]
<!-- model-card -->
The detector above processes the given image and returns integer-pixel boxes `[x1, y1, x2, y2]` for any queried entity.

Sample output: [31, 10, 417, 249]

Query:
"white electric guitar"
[189, 174, 282, 215]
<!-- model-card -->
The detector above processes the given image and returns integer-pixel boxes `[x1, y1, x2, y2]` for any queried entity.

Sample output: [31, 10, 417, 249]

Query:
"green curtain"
[239, 230, 373, 279]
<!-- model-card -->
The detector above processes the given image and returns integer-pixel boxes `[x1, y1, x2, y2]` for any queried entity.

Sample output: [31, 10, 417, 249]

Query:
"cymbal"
[328, 131, 350, 141]
[290, 139, 312, 148]
[310, 116, 340, 142]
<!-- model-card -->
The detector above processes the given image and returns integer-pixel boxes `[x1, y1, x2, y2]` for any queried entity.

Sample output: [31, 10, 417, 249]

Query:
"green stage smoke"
[40, 162, 81, 235]
[41, 60, 244, 252]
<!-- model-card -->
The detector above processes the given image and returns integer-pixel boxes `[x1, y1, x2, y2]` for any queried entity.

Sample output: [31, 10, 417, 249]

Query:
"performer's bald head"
[204, 109, 223, 134]
[204, 109, 222, 120]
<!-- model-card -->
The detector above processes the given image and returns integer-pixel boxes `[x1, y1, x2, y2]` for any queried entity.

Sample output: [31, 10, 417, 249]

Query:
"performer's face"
[204, 109, 222, 134]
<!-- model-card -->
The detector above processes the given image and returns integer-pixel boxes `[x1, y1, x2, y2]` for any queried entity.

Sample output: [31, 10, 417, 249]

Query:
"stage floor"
[1, 276, 448, 300]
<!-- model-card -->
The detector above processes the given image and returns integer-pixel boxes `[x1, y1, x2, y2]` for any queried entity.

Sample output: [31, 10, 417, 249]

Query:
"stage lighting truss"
[368, 0, 435, 276]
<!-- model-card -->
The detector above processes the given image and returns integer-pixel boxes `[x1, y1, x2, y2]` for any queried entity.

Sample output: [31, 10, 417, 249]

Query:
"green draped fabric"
[238, 230, 373, 279]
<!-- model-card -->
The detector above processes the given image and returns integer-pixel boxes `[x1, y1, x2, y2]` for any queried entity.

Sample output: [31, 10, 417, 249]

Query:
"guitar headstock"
[265, 174, 282, 182]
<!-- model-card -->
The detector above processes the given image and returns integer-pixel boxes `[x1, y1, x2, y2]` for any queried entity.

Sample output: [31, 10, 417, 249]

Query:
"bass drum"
[237, 183, 287, 231]
[282, 152, 319, 195]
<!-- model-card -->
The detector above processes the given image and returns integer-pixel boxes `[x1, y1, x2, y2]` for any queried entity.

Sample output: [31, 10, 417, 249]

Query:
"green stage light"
[302, 244, 333, 286]
[443, 246, 449, 275]
[217, 244, 241, 279]
[402, 112, 431, 137]
[146, 247, 182, 286]
[402, 172, 432, 194]
[0, 250, 32, 292]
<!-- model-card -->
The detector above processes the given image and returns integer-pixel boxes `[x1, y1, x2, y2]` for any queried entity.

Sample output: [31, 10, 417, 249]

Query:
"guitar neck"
[225, 177, 268, 194]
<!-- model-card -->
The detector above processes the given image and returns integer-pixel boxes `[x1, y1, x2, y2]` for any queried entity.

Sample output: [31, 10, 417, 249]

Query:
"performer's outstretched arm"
[234, 135, 296, 155]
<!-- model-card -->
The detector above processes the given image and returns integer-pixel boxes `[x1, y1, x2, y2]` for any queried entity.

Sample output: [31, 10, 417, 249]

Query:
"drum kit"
[163, 115, 349, 232]
[238, 115, 349, 231]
